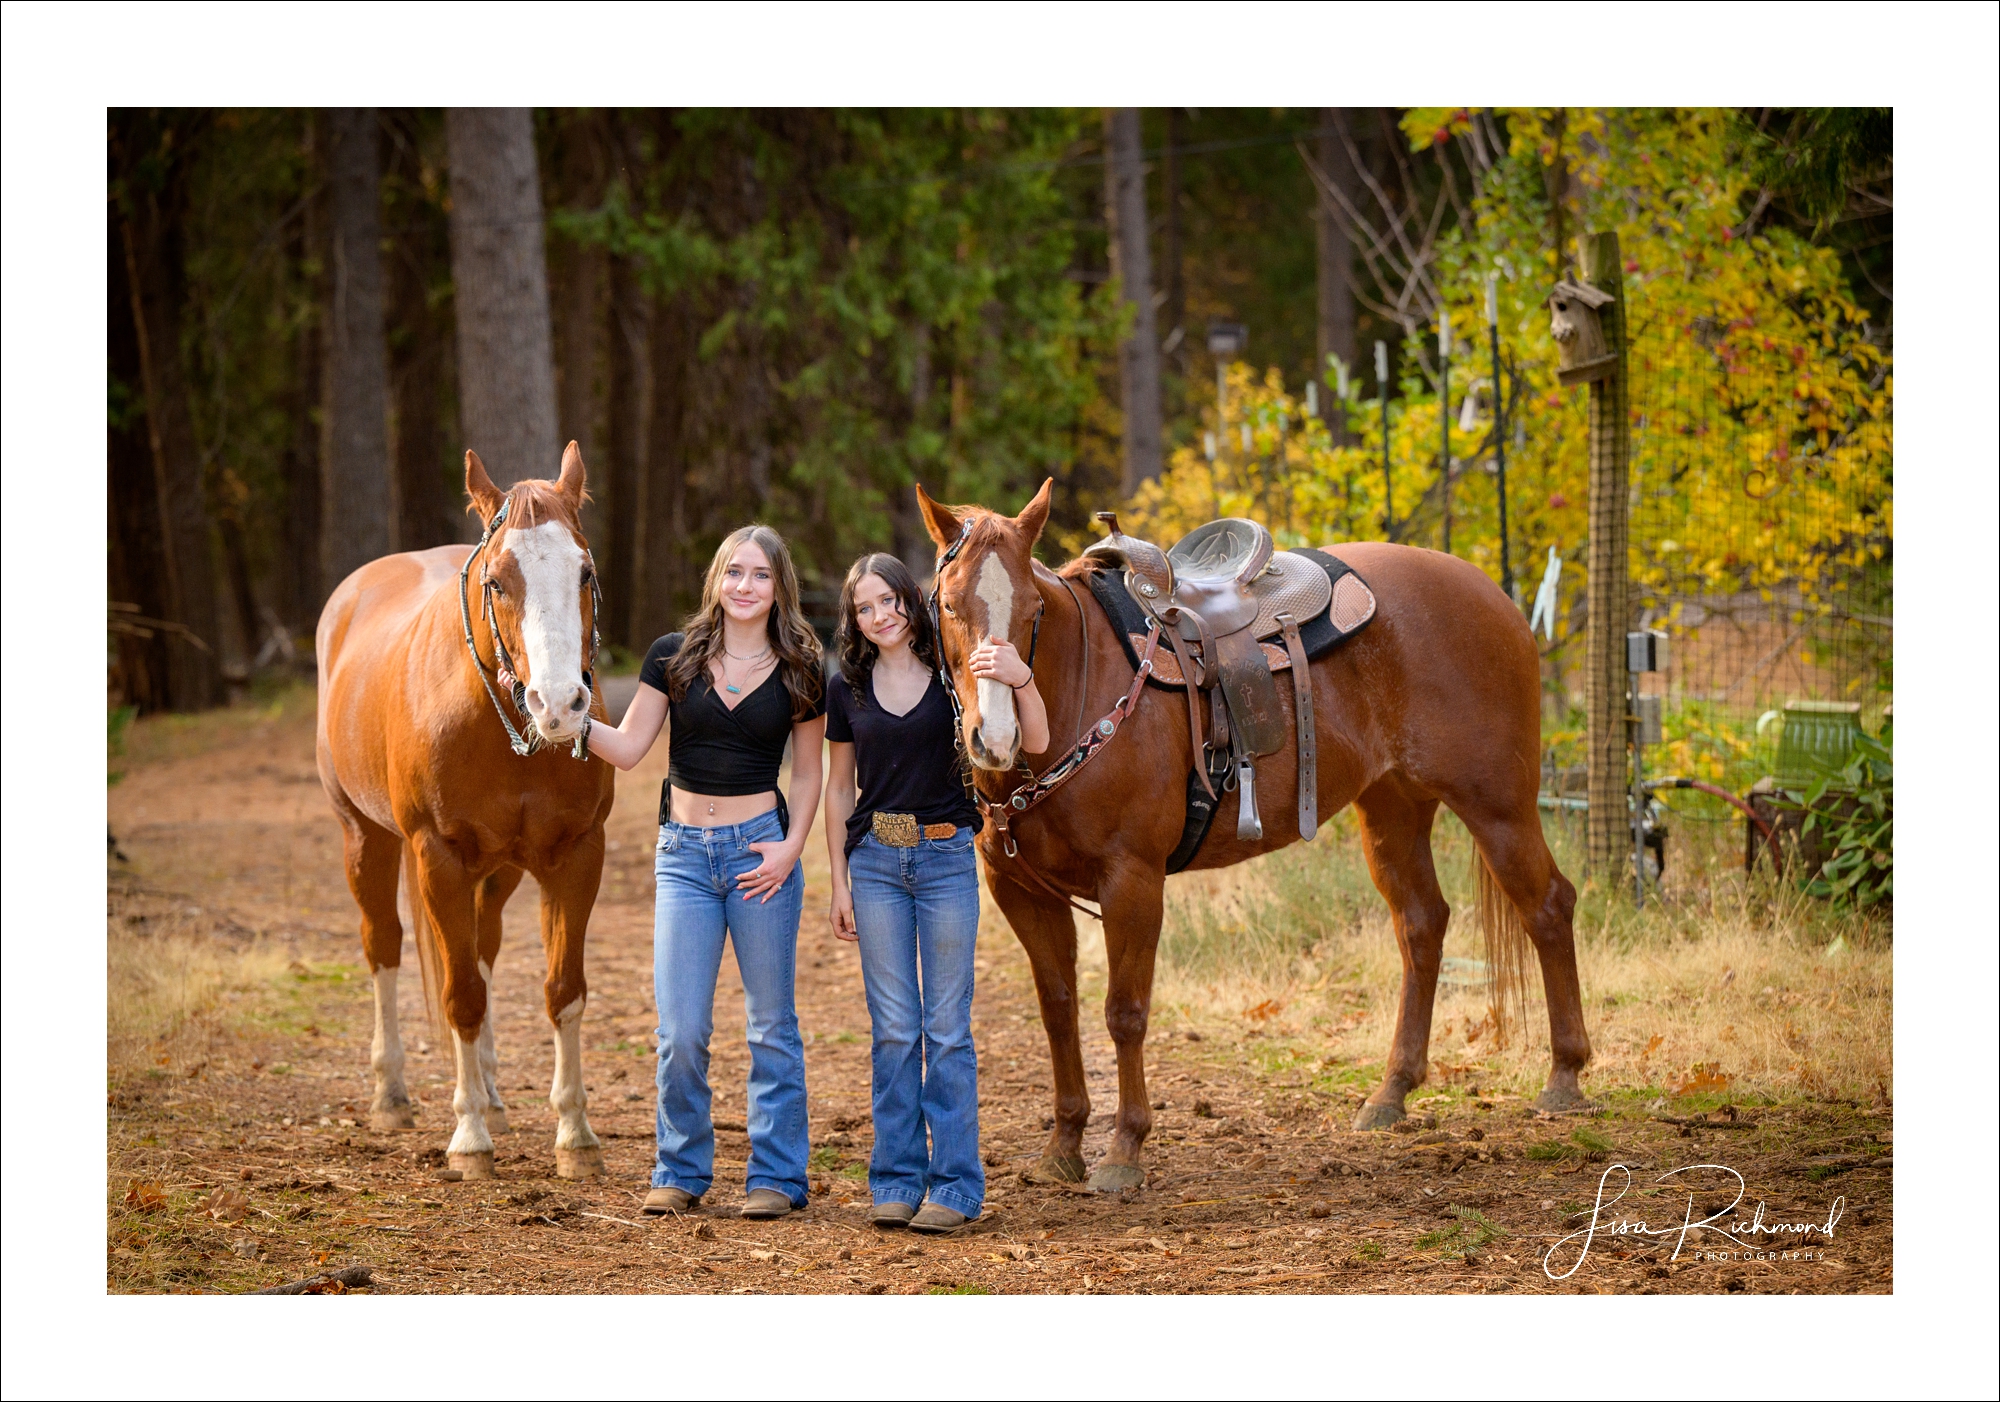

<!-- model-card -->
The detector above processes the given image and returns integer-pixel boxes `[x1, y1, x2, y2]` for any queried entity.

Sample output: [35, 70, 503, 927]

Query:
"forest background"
[106, 106, 1892, 743]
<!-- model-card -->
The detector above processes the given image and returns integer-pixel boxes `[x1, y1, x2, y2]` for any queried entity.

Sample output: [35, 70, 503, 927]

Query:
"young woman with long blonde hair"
[588, 525, 825, 1220]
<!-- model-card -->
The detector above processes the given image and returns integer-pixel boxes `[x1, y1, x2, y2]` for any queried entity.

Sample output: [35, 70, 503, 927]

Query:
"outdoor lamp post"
[1207, 321, 1248, 442]
[1375, 339, 1393, 536]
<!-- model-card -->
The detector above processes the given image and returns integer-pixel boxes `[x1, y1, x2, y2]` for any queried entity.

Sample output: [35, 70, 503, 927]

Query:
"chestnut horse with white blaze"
[316, 443, 614, 1179]
[917, 481, 1591, 1192]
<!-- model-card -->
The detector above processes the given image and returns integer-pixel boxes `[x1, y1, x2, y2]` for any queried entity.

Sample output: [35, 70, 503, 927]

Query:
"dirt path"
[106, 695, 1891, 1294]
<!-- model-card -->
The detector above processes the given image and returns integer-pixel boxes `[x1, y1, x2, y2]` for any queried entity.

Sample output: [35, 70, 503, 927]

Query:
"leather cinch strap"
[1277, 613, 1317, 841]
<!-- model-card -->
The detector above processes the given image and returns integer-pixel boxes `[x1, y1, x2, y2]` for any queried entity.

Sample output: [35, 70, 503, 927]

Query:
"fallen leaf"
[1639, 1034, 1664, 1060]
[1244, 999, 1283, 1022]
[1672, 1063, 1734, 1096]
[201, 1188, 250, 1222]
[124, 1180, 167, 1213]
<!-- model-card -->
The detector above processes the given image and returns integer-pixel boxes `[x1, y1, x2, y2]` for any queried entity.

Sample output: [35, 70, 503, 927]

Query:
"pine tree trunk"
[114, 109, 224, 710]
[444, 107, 561, 486]
[1316, 109, 1359, 442]
[108, 196, 173, 714]
[633, 294, 687, 648]
[384, 109, 453, 553]
[1162, 108, 1185, 376]
[1104, 108, 1164, 494]
[892, 319, 933, 576]
[279, 113, 326, 630]
[603, 255, 651, 648]
[547, 111, 610, 547]
[322, 108, 394, 589]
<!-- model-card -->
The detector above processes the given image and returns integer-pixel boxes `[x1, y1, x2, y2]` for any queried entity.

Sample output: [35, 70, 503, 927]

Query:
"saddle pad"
[1088, 546, 1376, 693]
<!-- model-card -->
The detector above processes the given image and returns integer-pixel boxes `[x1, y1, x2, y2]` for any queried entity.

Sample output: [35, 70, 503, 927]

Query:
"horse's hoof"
[1026, 1153, 1087, 1185]
[448, 1151, 496, 1179]
[370, 1106, 416, 1132]
[484, 1107, 511, 1134]
[556, 1146, 606, 1180]
[1087, 1162, 1145, 1194]
[1534, 1085, 1595, 1113]
[1351, 1101, 1406, 1132]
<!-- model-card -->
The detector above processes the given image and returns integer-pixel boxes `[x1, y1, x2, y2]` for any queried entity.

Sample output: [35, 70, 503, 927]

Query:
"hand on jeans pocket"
[737, 841, 797, 903]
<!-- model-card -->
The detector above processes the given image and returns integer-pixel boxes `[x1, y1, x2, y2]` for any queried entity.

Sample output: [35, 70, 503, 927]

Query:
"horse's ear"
[556, 440, 589, 511]
[1014, 477, 1054, 546]
[465, 450, 504, 524]
[914, 483, 962, 549]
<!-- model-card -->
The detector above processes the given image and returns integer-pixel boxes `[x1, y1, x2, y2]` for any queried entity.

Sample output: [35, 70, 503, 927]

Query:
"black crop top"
[639, 633, 825, 797]
[824, 668, 980, 856]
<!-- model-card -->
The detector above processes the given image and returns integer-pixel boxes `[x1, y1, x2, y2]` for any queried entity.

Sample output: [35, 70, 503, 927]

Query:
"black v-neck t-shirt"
[824, 667, 980, 855]
[640, 633, 823, 797]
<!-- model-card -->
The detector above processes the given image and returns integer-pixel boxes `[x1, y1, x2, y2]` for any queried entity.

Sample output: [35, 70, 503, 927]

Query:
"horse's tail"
[401, 843, 442, 1039]
[1476, 854, 1534, 1050]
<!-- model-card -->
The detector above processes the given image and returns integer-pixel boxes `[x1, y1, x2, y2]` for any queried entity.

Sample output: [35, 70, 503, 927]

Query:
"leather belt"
[871, 812, 959, 847]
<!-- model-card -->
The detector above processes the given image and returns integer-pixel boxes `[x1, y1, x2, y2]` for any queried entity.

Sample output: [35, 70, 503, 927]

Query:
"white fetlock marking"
[476, 959, 504, 1113]
[549, 997, 600, 1152]
[370, 966, 407, 1108]
[447, 1026, 493, 1156]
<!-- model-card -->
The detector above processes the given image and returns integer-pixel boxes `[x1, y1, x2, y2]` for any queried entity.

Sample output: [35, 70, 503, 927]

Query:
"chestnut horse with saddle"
[316, 444, 613, 1179]
[917, 481, 1591, 1191]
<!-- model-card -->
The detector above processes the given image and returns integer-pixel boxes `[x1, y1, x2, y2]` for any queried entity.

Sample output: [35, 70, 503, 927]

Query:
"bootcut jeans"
[651, 809, 809, 1206]
[847, 825, 984, 1217]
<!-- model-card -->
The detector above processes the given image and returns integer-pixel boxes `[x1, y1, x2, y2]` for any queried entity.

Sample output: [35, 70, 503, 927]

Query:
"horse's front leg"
[537, 833, 606, 1179]
[1089, 860, 1163, 1192]
[473, 866, 524, 1133]
[990, 869, 1090, 1184]
[411, 834, 496, 1176]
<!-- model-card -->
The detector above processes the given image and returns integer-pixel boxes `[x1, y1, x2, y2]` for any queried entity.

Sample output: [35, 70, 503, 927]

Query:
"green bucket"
[1775, 701, 1863, 786]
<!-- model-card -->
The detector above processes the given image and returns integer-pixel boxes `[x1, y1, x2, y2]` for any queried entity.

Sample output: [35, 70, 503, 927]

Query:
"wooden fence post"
[1581, 231, 1630, 871]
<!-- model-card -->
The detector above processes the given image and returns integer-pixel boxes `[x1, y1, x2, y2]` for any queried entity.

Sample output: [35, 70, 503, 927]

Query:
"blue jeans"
[848, 826, 984, 1217]
[652, 810, 808, 1205]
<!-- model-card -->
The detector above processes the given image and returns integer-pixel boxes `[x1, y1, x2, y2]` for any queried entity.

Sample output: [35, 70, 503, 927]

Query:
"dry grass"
[1148, 810, 1892, 1107]
[107, 884, 292, 1076]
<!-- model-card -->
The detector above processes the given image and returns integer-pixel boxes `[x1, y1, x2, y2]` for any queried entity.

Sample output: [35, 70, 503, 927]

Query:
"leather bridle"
[928, 518, 1160, 920]
[458, 496, 602, 760]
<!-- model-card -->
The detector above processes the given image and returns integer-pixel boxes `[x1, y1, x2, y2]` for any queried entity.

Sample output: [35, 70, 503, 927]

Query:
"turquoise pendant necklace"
[722, 645, 772, 695]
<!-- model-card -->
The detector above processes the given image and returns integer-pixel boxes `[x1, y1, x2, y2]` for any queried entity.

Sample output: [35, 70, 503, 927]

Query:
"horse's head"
[465, 443, 598, 745]
[917, 477, 1053, 772]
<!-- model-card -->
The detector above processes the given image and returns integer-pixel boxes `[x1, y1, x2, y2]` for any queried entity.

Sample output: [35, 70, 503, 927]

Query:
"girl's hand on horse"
[737, 840, 800, 903]
[830, 888, 858, 942]
[969, 637, 1032, 689]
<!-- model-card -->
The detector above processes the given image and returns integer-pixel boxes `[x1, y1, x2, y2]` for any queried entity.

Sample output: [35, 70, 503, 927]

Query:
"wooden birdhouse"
[1548, 279, 1617, 386]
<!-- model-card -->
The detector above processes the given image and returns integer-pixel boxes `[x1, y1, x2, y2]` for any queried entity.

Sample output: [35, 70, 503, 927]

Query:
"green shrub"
[1778, 730, 1892, 908]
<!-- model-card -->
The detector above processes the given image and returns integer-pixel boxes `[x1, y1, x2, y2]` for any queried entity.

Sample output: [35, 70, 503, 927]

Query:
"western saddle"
[1085, 512, 1341, 844]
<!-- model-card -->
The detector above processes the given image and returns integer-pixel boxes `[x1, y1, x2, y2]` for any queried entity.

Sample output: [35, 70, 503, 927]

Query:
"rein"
[457, 497, 602, 760]
[929, 522, 1157, 920]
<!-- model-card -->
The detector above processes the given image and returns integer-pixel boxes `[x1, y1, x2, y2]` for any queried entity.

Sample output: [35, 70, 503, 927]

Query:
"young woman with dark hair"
[822, 552, 1048, 1233]
[588, 524, 825, 1220]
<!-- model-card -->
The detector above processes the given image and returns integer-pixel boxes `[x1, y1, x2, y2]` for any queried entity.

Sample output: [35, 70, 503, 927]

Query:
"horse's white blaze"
[508, 520, 589, 738]
[369, 965, 408, 1113]
[476, 959, 504, 1115]
[447, 1026, 493, 1157]
[549, 997, 600, 1152]
[974, 553, 1019, 762]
